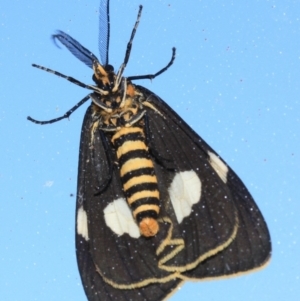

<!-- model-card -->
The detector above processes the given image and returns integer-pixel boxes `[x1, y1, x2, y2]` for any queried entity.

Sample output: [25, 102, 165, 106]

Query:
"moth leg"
[127, 47, 176, 81]
[94, 130, 114, 195]
[27, 95, 91, 125]
[144, 114, 175, 170]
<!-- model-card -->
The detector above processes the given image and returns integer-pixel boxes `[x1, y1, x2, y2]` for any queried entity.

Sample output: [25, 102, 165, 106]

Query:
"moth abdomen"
[111, 126, 160, 237]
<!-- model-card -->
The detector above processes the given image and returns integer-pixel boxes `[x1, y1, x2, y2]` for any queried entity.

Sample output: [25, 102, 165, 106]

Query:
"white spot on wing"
[168, 170, 201, 223]
[207, 151, 228, 183]
[77, 206, 89, 241]
[104, 198, 140, 238]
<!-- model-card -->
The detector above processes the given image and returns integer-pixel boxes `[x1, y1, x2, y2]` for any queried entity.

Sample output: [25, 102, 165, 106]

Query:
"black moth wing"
[76, 106, 182, 301]
[75, 87, 271, 301]
[137, 84, 271, 278]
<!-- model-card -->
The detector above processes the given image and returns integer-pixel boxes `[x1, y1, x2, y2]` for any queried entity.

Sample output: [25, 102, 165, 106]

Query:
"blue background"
[1, 0, 299, 300]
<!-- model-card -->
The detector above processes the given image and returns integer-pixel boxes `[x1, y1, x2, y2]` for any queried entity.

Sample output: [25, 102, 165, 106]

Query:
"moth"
[28, 1, 271, 300]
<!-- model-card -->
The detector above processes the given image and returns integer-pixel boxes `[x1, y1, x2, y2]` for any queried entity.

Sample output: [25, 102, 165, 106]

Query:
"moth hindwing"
[29, 1, 271, 300]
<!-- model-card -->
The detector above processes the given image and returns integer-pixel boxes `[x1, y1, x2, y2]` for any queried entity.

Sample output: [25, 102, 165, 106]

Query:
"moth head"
[92, 60, 115, 91]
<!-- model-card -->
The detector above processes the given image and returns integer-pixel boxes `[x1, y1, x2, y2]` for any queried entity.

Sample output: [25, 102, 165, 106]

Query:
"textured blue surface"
[1, 0, 299, 300]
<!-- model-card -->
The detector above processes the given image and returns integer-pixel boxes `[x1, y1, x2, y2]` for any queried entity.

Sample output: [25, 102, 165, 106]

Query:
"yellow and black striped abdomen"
[111, 127, 160, 237]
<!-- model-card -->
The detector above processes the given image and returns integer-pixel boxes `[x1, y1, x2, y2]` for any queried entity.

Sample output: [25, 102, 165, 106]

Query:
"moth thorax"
[139, 218, 159, 237]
